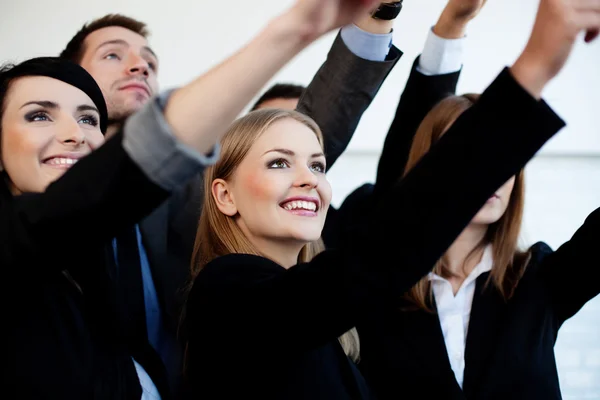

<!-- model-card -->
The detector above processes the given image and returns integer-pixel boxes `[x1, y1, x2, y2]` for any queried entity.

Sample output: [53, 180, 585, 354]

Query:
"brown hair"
[190, 108, 360, 360]
[404, 94, 530, 311]
[60, 14, 149, 63]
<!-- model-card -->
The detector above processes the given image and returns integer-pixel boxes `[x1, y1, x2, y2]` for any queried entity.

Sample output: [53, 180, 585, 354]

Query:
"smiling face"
[0, 76, 104, 194]
[212, 117, 331, 258]
[79, 26, 159, 123]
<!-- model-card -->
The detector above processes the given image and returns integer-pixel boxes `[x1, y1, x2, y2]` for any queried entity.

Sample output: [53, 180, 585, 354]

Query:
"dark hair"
[0, 57, 108, 135]
[60, 14, 149, 63]
[250, 83, 306, 111]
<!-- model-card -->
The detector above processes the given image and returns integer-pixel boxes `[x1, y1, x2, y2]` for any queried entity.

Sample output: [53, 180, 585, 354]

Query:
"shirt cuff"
[123, 89, 220, 191]
[417, 27, 465, 76]
[340, 24, 393, 62]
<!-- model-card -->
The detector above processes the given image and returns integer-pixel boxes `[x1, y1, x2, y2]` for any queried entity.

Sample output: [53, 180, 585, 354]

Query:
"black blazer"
[357, 227, 600, 400]
[323, 56, 461, 248]
[182, 69, 564, 399]
[352, 56, 600, 400]
[131, 34, 402, 389]
[3, 133, 171, 399]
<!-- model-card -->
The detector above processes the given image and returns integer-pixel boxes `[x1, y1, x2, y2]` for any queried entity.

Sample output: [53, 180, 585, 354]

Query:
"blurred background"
[1, 0, 598, 397]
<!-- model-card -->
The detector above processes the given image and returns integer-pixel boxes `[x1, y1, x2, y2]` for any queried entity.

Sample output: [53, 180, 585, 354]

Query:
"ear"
[212, 178, 238, 217]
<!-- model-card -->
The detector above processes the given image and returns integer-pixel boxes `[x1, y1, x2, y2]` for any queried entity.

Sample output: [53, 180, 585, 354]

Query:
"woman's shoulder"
[524, 241, 554, 272]
[192, 253, 285, 290]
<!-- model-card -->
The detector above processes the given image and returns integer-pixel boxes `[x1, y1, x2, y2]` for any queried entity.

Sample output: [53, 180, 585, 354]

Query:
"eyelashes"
[24, 110, 99, 127]
[267, 158, 326, 173]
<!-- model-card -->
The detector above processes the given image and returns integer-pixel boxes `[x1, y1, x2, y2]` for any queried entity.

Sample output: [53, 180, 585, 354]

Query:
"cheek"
[2, 127, 44, 162]
[240, 171, 279, 203]
[148, 76, 159, 93]
[318, 177, 332, 206]
[88, 131, 105, 149]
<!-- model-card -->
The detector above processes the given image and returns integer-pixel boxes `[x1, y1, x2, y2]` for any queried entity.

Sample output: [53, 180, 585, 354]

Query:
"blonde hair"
[403, 94, 530, 311]
[191, 108, 360, 360]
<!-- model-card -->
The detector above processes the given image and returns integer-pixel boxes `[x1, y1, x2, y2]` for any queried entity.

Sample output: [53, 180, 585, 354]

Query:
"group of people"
[2, 0, 599, 399]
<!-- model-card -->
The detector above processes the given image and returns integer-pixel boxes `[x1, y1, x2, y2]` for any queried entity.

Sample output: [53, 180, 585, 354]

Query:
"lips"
[120, 82, 150, 97]
[280, 196, 320, 213]
[42, 154, 85, 169]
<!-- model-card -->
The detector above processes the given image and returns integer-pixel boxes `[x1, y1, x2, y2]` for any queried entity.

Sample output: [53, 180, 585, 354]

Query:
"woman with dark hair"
[1, 2, 386, 398]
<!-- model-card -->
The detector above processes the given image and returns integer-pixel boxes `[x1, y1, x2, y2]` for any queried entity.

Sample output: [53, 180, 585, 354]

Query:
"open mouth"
[281, 200, 318, 212]
[43, 157, 79, 168]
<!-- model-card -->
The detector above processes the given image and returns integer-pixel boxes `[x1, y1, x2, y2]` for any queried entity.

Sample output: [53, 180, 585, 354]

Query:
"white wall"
[1, 0, 599, 397]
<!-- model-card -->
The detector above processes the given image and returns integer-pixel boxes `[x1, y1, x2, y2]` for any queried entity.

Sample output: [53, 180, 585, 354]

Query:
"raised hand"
[289, 0, 382, 41]
[435, 0, 487, 38]
[511, 0, 600, 98]
[442, 0, 487, 21]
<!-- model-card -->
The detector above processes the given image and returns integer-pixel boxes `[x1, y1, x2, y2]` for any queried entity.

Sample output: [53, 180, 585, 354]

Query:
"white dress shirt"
[429, 245, 493, 388]
[418, 27, 466, 75]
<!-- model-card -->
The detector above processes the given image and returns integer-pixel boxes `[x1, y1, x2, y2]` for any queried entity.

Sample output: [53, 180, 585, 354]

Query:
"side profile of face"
[0, 76, 104, 194]
[79, 26, 159, 123]
[213, 118, 331, 251]
[255, 97, 300, 111]
[471, 176, 516, 225]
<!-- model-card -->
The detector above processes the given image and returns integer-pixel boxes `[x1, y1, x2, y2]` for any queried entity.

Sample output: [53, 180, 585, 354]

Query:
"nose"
[294, 165, 319, 189]
[57, 117, 86, 147]
[127, 52, 150, 78]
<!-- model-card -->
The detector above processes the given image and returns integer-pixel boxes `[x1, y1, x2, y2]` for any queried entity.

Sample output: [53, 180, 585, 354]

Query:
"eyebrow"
[20, 100, 58, 110]
[263, 148, 325, 159]
[20, 101, 99, 114]
[77, 104, 100, 114]
[96, 39, 159, 60]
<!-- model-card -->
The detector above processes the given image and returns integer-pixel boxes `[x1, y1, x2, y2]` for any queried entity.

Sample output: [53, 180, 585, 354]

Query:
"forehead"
[83, 26, 150, 54]
[250, 118, 323, 155]
[4, 76, 93, 110]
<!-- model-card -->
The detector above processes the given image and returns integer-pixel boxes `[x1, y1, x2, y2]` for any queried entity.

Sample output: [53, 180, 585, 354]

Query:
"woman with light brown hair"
[356, 18, 600, 400]
[177, 0, 596, 392]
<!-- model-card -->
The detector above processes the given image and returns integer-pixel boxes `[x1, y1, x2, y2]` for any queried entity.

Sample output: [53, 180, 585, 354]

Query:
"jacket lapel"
[400, 299, 464, 395]
[462, 272, 507, 397]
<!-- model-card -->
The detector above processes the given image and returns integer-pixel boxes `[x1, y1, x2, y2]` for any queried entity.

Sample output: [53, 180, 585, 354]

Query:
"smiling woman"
[0, 71, 105, 194]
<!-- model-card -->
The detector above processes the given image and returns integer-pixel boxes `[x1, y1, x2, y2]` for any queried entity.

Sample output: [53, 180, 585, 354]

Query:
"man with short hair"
[251, 83, 306, 111]
[60, 6, 403, 395]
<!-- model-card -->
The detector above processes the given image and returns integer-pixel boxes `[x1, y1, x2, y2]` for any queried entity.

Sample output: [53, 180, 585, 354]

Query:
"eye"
[78, 114, 99, 126]
[268, 158, 289, 169]
[25, 111, 51, 122]
[104, 53, 120, 60]
[310, 161, 325, 173]
[147, 61, 158, 72]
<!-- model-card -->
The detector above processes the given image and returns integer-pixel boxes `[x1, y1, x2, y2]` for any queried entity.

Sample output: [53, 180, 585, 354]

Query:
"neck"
[251, 237, 304, 269]
[445, 223, 488, 278]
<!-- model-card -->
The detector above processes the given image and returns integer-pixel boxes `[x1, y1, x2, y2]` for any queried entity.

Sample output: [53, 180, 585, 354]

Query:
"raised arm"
[6, 0, 383, 266]
[164, 0, 382, 157]
[297, 12, 402, 169]
[374, 0, 486, 198]
[188, 0, 600, 350]
[538, 207, 600, 321]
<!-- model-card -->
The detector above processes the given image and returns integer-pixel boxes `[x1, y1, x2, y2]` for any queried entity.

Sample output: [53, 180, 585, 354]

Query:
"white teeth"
[282, 200, 317, 211]
[46, 157, 77, 166]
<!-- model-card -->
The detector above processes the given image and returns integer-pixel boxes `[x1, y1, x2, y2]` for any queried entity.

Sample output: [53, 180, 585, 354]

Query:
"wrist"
[355, 12, 395, 34]
[433, 12, 468, 39]
[267, 10, 317, 51]
[510, 51, 550, 99]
